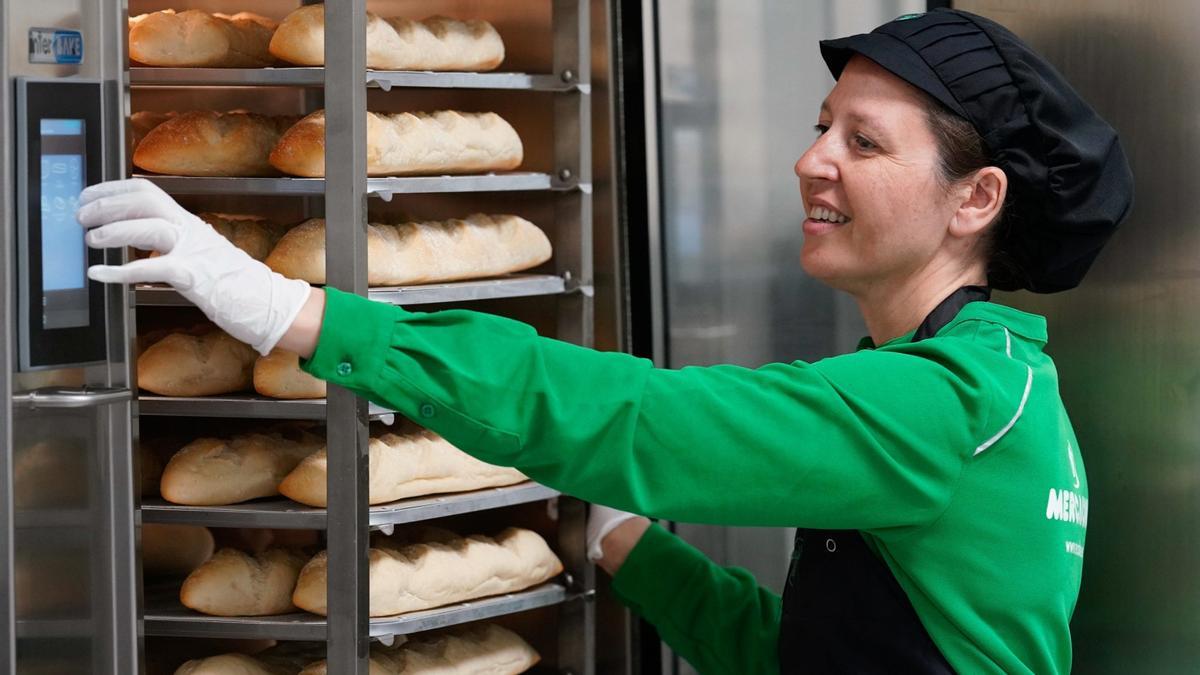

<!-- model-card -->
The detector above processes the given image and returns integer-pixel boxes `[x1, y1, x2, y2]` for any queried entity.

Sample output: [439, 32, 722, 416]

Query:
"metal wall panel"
[957, 1, 1195, 671]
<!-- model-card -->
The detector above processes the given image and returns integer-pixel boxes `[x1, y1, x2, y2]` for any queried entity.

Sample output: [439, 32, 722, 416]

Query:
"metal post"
[324, 1, 370, 674]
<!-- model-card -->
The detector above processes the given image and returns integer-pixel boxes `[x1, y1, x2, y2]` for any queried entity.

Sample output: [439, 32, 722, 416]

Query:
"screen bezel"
[15, 79, 107, 371]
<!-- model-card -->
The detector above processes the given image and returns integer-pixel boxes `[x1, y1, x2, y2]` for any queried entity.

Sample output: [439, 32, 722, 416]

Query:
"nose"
[795, 133, 837, 183]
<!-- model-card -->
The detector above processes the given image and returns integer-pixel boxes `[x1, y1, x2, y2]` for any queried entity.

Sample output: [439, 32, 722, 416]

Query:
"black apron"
[777, 286, 990, 674]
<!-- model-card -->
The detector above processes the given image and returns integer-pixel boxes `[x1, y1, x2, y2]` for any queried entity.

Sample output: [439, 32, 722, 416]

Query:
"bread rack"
[130, 2, 596, 673]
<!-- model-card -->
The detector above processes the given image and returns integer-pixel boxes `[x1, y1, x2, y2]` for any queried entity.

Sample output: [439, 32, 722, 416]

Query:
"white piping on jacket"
[974, 328, 1033, 456]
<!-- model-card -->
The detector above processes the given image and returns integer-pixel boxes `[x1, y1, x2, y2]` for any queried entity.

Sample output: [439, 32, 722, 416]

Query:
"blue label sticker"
[29, 28, 83, 65]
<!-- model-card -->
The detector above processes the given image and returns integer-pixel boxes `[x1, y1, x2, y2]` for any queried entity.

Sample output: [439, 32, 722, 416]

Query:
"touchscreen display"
[39, 118, 89, 329]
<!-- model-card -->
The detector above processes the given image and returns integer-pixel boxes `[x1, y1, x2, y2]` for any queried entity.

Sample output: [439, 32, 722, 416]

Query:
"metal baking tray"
[137, 395, 396, 420]
[143, 582, 581, 640]
[140, 482, 560, 530]
[134, 173, 558, 198]
[129, 67, 582, 92]
[135, 275, 568, 308]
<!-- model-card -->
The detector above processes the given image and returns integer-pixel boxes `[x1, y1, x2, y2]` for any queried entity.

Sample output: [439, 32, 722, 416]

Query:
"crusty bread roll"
[13, 439, 87, 509]
[264, 215, 551, 286]
[269, 4, 504, 71]
[130, 110, 176, 151]
[253, 349, 326, 399]
[173, 643, 322, 675]
[201, 214, 291, 262]
[268, 110, 522, 177]
[129, 9, 277, 68]
[292, 527, 562, 617]
[137, 329, 258, 397]
[160, 427, 324, 506]
[143, 524, 215, 577]
[181, 547, 310, 616]
[279, 426, 527, 507]
[298, 624, 539, 675]
[134, 111, 301, 177]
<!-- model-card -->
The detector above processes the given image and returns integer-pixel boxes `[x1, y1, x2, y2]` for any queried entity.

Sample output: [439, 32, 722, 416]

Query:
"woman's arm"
[607, 523, 781, 675]
[302, 288, 1000, 530]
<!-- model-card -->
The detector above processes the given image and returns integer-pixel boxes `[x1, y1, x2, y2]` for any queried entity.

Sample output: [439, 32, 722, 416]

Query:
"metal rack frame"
[130, 3, 596, 674]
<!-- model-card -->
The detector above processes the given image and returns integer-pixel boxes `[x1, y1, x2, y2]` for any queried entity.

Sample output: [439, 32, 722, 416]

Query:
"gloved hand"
[77, 179, 311, 355]
[586, 504, 641, 563]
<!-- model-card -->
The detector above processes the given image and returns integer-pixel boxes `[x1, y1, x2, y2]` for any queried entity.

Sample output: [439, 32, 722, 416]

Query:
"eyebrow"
[818, 101, 889, 138]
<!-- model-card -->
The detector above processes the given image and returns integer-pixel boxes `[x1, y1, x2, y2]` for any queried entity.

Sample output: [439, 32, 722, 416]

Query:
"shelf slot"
[129, 68, 581, 92]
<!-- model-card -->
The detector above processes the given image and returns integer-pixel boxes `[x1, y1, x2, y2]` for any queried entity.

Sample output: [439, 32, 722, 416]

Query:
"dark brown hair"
[921, 98, 1020, 284]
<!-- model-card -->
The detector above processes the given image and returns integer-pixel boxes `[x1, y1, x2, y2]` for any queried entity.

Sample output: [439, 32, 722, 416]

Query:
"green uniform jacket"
[303, 288, 1089, 675]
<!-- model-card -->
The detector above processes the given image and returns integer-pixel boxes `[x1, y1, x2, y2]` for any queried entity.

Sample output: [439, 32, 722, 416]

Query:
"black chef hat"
[819, 9, 1134, 293]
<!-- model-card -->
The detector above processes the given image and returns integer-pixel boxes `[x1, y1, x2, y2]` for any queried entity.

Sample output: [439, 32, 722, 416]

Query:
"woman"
[80, 9, 1131, 674]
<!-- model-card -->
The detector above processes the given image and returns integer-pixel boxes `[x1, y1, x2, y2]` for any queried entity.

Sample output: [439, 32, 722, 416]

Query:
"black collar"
[912, 286, 991, 342]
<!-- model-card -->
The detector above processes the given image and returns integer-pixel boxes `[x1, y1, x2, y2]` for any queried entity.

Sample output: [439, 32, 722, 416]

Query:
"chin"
[800, 247, 859, 293]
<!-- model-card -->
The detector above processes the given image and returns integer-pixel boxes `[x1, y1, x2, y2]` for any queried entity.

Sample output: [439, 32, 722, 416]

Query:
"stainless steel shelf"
[143, 582, 579, 640]
[140, 482, 560, 530]
[129, 67, 582, 92]
[16, 619, 94, 639]
[136, 275, 567, 308]
[135, 173, 559, 198]
[138, 395, 396, 421]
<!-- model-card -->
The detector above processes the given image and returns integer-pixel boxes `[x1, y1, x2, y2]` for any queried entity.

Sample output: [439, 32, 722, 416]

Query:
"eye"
[853, 134, 877, 151]
[813, 123, 829, 136]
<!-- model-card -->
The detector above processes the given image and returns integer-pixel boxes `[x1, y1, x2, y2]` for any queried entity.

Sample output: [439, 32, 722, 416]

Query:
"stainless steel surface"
[324, 1, 370, 672]
[135, 173, 558, 197]
[136, 274, 569, 307]
[143, 583, 580, 641]
[4, 0, 137, 672]
[0, 0, 13, 668]
[139, 482, 561, 529]
[955, 1, 1188, 670]
[137, 395, 396, 420]
[13, 386, 131, 409]
[130, 67, 581, 91]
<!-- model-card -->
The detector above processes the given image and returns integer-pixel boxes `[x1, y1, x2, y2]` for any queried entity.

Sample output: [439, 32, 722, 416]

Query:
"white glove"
[77, 179, 311, 355]
[586, 504, 640, 563]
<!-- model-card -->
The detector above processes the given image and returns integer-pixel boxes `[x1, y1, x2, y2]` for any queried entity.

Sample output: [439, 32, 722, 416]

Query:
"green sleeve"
[305, 288, 986, 531]
[611, 523, 780, 675]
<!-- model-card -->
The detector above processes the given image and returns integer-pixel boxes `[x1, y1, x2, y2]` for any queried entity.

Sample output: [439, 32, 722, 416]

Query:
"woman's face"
[795, 55, 961, 296]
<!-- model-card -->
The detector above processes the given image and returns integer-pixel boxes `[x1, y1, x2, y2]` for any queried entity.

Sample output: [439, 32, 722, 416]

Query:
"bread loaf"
[142, 524, 214, 577]
[264, 215, 551, 286]
[292, 527, 562, 617]
[13, 439, 86, 508]
[269, 4, 504, 71]
[134, 111, 301, 177]
[129, 10, 278, 68]
[173, 643, 322, 675]
[181, 547, 310, 616]
[298, 624, 539, 675]
[279, 426, 527, 507]
[137, 329, 258, 397]
[160, 427, 324, 506]
[268, 110, 522, 177]
[130, 110, 176, 151]
[201, 214, 291, 262]
[253, 349, 326, 399]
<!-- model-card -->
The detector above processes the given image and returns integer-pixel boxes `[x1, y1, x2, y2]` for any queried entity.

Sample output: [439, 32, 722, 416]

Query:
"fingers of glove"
[77, 190, 186, 228]
[77, 178, 165, 208]
[84, 218, 180, 253]
[87, 256, 190, 287]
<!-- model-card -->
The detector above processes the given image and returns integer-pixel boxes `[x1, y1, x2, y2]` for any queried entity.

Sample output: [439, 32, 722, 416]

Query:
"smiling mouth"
[806, 205, 851, 224]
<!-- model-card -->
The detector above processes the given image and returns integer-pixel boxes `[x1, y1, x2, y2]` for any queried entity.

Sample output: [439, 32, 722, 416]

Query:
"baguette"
[142, 524, 214, 577]
[298, 624, 539, 675]
[270, 4, 504, 71]
[129, 9, 277, 68]
[292, 527, 562, 617]
[268, 110, 522, 177]
[134, 111, 301, 177]
[180, 547, 310, 616]
[137, 329, 258, 397]
[147, 214, 289, 262]
[253, 349, 326, 399]
[130, 110, 176, 151]
[160, 427, 324, 506]
[279, 426, 527, 507]
[264, 215, 551, 286]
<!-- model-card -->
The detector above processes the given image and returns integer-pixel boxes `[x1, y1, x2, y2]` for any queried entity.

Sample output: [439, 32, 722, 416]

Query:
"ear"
[949, 166, 1007, 239]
